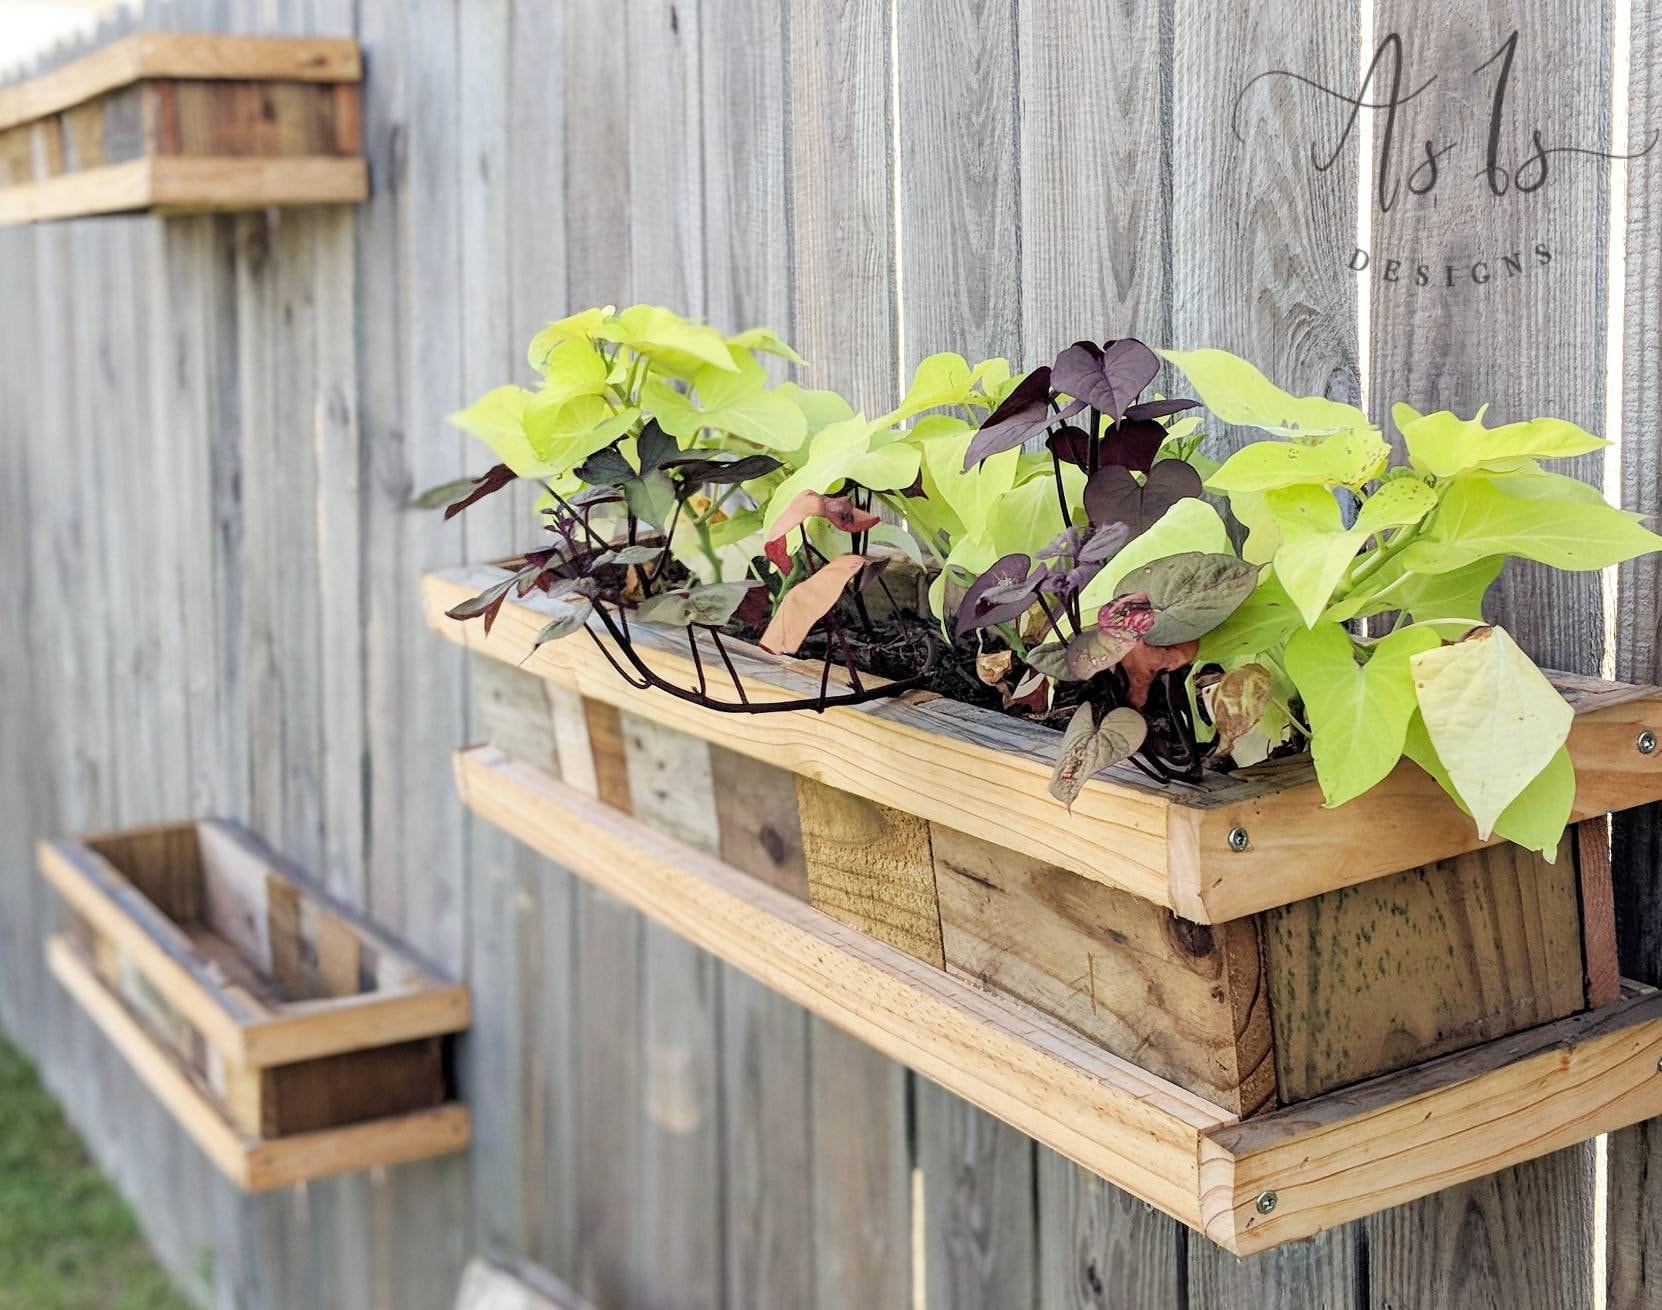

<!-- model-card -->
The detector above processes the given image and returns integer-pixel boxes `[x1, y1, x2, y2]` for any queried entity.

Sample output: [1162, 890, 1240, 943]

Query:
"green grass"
[0, 1034, 190, 1310]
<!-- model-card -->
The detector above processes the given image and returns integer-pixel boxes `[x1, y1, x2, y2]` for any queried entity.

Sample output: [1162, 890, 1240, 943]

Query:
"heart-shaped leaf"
[956, 552, 1041, 637]
[1285, 621, 1439, 805]
[636, 581, 761, 628]
[1115, 552, 1260, 645]
[576, 446, 635, 486]
[531, 580, 598, 647]
[1410, 625, 1574, 838]
[593, 544, 664, 567]
[1023, 641, 1070, 679]
[1121, 640, 1200, 708]
[964, 368, 1084, 467]
[1045, 424, 1092, 469]
[636, 419, 679, 474]
[759, 554, 868, 654]
[431, 464, 518, 519]
[1051, 338, 1160, 422]
[624, 469, 677, 530]
[1048, 704, 1148, 808]
[1098, 419, 1170, 473]
[1084, 461, 1204, 536]
[1211, 663, 1274, 758]
[661, 452, 784, 484]
[1065, 626, 1140, 680]
[1124, 398, 1200, 422]
[764, 490, 883, 570]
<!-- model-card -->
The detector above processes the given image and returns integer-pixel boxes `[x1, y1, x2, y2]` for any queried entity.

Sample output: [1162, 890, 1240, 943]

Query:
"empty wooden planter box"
[39, 819, 470, 1190]
[0, 32, 366, 225]
[423, 562, 1662, 1252]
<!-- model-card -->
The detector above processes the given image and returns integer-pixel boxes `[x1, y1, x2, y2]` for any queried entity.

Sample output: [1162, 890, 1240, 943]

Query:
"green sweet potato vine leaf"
[1409, 625, 1574, 840]
[1285, 621, 1440, 807]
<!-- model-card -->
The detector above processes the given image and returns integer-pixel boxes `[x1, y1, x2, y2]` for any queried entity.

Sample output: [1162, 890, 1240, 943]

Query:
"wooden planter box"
[423, 562, 1662, 1251]
[0, 33, 366, 226]
[39, 819, 470, 1190]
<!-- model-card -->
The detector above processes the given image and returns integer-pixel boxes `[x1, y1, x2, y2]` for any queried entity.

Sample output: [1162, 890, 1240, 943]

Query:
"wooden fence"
[0, 0, 1657, 1305]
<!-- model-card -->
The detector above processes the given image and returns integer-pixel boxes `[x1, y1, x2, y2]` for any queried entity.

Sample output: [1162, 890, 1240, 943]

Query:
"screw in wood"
[1639, 729, 1658, 755]
[1228, 826, 1250, 853]
[1255, 1190, 1278, 1214]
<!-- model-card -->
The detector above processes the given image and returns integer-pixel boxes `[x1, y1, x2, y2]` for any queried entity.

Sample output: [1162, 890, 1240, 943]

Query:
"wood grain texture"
[933, 825, 1274, 1115]
[428, 567, 1662, 923]
[1037, 1150, 1185, 1310]
[457, 745, 1662, 1255]
[1172, 0, 1361, 443]
[1020, 0, 1170, 358]
[455, 746, 1226, 1226]
[556, 4, 647, 1300]
[797, 777, 945, 969]
[1203, 988, 1662, 1254]
[710, 746, 810, 900]
[1172, 0, 1364, 1286]
[917, 1079, 1037, 1309]
[1263, 837, 1586, 1101]
[47, 936, 470, 1191]
[697, 6, 825, 1301]
[1577, 817, 1621, 1009]
[809, 1017, 913, 1308]
[1610, 4, 1662, 1305]
[721, 972, 813, 1309]
[788, 0, 894, 413]
[899, 0, 1019, 362]
[1364, 3, 1611, 1299]
[0, 32, 362, 132]
[1370, 1, 1610, 672]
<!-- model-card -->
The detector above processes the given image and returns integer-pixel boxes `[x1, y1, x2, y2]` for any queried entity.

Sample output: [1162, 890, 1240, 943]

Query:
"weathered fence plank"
[1171, 0, 1365, 1301]
[702, 3, 820, 1303]
[1609, 4, 1662, 1306]
[1362, 6, 1610, 1307]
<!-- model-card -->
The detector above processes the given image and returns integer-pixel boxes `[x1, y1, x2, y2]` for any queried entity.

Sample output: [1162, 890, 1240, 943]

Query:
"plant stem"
[1050, 446, 1072, 533]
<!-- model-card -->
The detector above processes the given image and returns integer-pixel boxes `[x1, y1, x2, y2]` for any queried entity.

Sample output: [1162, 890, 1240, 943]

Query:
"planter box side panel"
[932, 824, 1275, 1117]
[67, 903, 451, 1139]
[1263, 833, 1591, 1102]
[151, 80, 360, 159]
[469, 658, 1276, 1113]
[234, 1037, 448, 1138]
[464, 655, 1614, 1118]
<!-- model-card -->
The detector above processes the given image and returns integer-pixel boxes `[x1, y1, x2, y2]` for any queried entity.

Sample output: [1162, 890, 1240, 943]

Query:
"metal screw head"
[1228, 826, 1250, 853]
[1655, 1056, 1662, 1074]
[1639, 730, 1658, 756]
[1255, 1190, 1278, 1215]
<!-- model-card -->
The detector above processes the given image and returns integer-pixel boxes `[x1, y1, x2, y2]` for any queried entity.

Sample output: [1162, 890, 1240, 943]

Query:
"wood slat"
[1201, 987, 1662, 1254]
[47, 936, 470, 1192]
[1261, 835, 1586, 1101]
[796, 777, 946, 969]
[39, 826, 470, 1068]
[455, 742, 1662, 1253]
[933, 825, 1273, 1117]
[0, 156, 367, 226]
[0, 33, 362, 132]
[424, 567, 1662, 922]
[454, 743, 1225, 1226]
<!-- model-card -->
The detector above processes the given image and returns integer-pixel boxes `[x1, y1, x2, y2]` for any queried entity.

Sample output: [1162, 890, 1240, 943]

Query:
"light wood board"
[425, 566, 1662, 922]
[48, 935, 470, 1191]
[454, 743, 1662, 1253]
